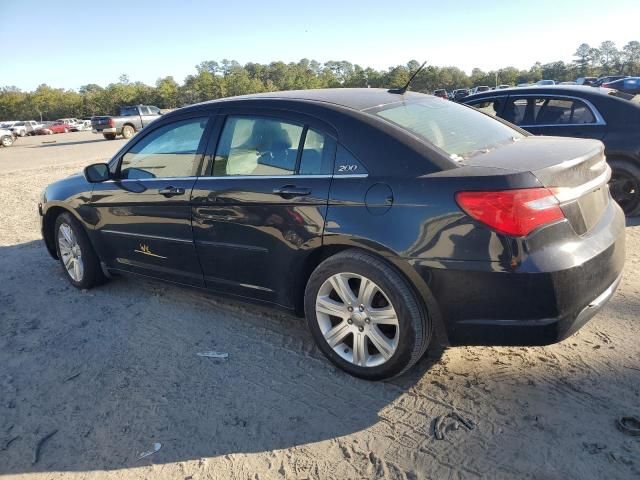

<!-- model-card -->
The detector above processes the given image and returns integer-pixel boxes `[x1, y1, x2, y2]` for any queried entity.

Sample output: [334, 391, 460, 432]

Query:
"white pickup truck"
[11, 120, 44, 136]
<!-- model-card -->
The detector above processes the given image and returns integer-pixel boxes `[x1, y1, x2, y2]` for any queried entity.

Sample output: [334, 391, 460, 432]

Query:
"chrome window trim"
[102, 173, 368, 183]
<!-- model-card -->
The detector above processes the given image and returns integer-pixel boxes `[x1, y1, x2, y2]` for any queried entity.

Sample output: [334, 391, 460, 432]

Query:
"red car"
[37, 122, 71, 135]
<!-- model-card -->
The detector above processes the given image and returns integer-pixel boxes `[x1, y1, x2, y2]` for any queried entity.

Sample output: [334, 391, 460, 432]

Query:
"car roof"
[194, 88, 430, 112]
[464, 85, 616, 100]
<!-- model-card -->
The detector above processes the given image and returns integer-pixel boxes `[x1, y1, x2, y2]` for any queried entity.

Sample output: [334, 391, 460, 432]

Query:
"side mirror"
[84, 163, 111, 183]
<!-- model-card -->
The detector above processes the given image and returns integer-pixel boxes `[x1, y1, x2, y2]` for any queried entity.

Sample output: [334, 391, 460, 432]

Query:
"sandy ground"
[0, 135, 639, 479]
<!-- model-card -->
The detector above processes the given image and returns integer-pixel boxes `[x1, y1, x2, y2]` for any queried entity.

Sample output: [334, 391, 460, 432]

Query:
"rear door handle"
[159, 186, 185, 197]
[273, 185, 312, 198]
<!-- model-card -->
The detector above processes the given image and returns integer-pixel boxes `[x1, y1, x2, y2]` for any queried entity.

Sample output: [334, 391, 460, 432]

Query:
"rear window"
[370, 98, 523, 160]
[120, 106, 138, 116]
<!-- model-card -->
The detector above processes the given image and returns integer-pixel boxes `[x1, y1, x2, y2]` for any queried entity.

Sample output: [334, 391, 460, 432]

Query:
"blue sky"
[1, 0, 638, 90]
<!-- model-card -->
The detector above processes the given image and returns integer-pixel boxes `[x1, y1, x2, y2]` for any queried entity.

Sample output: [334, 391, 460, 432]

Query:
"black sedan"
[39, 89, 625, 380]
[462, 85, 640, 215]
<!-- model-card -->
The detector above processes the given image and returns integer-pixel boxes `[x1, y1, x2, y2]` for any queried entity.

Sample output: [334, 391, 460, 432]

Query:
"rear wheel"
[1, 135, 13, 147]
[103, 133, 117, 140]
[609, 159, 640, 216]
[54, 212, 104, 289]
[305, 250, 431, 380]
[121, 125, 135, 139]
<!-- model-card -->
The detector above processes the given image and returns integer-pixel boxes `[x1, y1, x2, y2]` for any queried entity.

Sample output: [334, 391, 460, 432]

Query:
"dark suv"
[39, 89, 625, 380]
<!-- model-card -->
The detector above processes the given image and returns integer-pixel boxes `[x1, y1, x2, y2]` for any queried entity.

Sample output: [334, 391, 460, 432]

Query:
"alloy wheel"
[58, 223, 84, 282]
[315, 272, 399, 367]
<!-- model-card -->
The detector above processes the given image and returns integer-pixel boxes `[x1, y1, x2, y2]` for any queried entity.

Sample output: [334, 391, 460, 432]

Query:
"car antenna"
[388, 61, 427, 94]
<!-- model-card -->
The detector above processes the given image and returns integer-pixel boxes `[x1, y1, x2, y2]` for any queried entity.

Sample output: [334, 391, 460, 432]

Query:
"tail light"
[455, 188, 565, 237]
[108, 118, 115, 127]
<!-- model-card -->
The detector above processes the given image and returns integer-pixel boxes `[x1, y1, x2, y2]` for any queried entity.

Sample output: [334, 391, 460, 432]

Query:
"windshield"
[14, 122, 25, 126]
[369, 98, 523, 160]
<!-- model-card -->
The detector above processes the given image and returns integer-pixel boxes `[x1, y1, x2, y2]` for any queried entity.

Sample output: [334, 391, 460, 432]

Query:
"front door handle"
[159, 186, 185, 197]
[273, 185, 312, 198]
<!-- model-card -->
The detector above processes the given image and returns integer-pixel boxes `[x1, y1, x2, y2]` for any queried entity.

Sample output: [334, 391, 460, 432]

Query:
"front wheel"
[609, 160, 640, 216]
[54, 212, 104, 289]
[305, 250, 431, 380]
[1, 135, 13, 147]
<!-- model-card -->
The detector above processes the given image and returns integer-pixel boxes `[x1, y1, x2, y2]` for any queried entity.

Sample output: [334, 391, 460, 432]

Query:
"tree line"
[1, 41, 639, 121]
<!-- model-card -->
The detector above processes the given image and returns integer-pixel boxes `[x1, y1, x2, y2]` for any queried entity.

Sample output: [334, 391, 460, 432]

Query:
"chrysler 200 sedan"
[39, 89, 625, 380]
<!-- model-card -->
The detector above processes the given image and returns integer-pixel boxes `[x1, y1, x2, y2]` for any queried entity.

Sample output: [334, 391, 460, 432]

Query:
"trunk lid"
[465, 136, 610, 235]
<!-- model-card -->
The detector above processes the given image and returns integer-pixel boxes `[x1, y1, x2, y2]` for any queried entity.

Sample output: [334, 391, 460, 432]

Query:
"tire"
[609, 159, 640, 216]
[304, 250, 431, 380]
[121, 125, 135, 139]
[103, 133, 117, 140]
[1, 135, 13, 147]
[54, 212, 105, 289]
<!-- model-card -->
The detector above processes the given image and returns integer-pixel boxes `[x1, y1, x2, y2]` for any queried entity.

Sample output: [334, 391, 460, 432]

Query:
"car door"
[90, 113, 213, 286]
[139, 106, 158, 129]
[190, 111, 336, 308]
[502, 95, 607, 140]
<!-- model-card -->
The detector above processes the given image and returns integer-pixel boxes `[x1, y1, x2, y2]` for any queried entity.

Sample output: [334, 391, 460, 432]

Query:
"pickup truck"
[10, 120, 43, 136]
[91, 105, 161, 140]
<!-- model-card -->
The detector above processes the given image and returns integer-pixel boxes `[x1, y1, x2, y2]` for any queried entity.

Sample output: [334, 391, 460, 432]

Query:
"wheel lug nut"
[347, 306, 353, 312]
[365, 318, 370, 324]
[358, 326, 364, 332]
[359, 305, 365, 312]
[347, 319, 353, 324]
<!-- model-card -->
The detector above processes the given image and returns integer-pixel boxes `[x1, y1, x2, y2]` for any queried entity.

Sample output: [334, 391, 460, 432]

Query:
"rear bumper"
[410, 199, 626, 346]
[93, 127, 117, 134]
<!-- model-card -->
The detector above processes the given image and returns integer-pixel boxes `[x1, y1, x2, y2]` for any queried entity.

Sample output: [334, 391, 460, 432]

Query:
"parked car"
[91, 105, 161, 140]
[517, 83, 534, 87]
[39, 88, 625, 380]
[496, 84, 511, 89]
[433, 89, 448, 99]
[469, 86, 490, 95]
[0, 127, 14, 147]
[70, 120, 91, 132]
[536, 79, 556, 86]
[559, 81, 578, 85]
[452, 88, 469, 101]
[593, 75, 628, 87]
[1, 121, 19, 133]
[38, 121, 72, 134]
[462, 85, 640, 215]
[601, 77, 640, 95]
[577, 77, 598, 86]
[10, 120, 43, 136]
